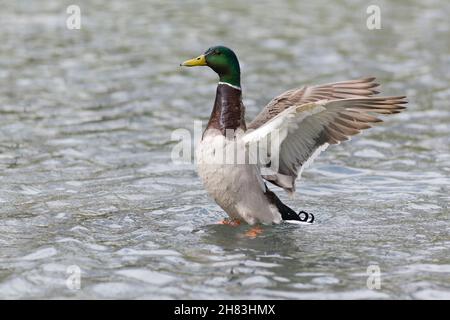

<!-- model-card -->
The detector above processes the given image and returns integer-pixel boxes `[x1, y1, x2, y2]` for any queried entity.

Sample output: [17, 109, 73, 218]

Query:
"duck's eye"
[215, 50, 221, 55]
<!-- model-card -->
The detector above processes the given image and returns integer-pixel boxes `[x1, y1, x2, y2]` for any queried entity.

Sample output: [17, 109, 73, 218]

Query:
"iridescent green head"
[181, 45, 241, 88]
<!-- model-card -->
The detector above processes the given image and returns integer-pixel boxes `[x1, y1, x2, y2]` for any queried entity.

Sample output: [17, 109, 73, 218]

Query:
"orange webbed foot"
[218, 218, 242, 227]
[244, 226, 263, 239]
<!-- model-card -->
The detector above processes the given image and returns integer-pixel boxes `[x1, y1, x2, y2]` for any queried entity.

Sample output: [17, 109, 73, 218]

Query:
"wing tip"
[363, 76, 377, 82]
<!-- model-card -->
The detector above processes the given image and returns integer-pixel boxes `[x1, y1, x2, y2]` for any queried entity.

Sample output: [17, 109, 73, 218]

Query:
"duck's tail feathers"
[265, 187, 314, 223]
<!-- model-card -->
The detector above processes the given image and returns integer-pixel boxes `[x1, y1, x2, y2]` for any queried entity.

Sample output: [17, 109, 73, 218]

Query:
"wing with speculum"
[244, 88, 407, 194]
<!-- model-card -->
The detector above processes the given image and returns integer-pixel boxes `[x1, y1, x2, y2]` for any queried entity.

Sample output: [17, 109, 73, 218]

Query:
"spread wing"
[248, 77, 380, 130]
[243, 96, 407, 194]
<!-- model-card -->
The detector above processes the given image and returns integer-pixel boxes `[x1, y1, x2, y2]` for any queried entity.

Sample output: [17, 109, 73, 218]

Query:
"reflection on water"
[0, 0, 450, 299]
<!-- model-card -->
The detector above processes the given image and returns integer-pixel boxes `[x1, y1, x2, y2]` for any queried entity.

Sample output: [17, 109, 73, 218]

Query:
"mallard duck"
[181, 45, 406, 226]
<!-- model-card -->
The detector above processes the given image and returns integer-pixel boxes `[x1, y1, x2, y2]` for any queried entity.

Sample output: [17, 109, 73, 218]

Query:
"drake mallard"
[181, 45, 406, 226]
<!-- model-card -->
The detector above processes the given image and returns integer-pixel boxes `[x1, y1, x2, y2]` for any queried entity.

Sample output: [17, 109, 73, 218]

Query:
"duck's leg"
[218, 218, 242, 227]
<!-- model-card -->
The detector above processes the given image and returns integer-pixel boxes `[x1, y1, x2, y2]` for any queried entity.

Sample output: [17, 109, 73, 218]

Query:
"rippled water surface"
[1, 0, 450, 299]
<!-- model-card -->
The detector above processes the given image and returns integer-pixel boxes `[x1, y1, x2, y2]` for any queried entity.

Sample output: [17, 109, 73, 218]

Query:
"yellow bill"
[181, 54, 207, 67]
